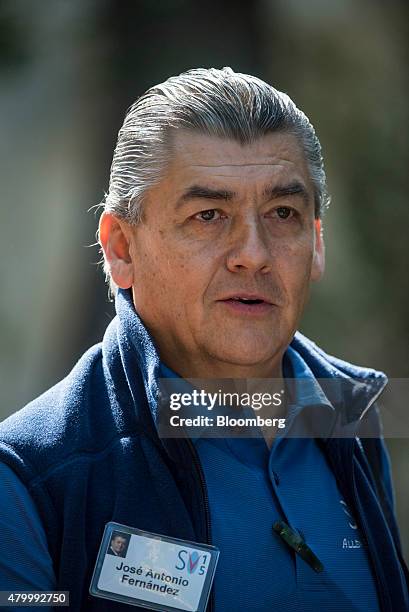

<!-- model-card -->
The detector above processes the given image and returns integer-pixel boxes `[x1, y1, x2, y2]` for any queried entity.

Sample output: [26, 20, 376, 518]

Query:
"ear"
[99, 212, 134, 289]
[310, 218, 325, 282]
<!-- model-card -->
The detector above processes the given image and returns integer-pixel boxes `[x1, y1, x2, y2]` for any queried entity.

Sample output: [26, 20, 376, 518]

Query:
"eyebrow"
[177, 185, 234, 207]
[262, 181, 310, 206]
[176, 180, 310, 209]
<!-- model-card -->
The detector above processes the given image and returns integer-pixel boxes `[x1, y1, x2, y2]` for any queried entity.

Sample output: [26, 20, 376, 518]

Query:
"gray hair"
[102, 67, 330, 289]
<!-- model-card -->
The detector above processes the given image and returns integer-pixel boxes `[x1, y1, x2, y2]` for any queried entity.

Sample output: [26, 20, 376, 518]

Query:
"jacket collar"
[290, 332, 388, 427]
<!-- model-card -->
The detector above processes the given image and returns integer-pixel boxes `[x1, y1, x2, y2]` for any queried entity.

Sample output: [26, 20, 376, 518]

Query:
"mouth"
[217, 294, 275, 316]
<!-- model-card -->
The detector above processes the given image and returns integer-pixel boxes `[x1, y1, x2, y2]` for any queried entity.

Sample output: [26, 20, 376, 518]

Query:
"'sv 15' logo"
[175, 549, 208, 575]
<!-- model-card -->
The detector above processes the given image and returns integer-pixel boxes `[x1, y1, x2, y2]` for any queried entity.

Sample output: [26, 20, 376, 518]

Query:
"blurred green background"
[0, 0, 408, 558]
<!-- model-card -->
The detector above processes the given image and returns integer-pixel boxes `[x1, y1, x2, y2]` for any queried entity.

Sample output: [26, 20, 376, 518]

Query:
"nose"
[226, 218, 273, 274]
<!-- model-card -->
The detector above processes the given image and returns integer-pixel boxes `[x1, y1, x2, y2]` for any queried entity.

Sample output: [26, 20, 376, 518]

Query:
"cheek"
[138, 249, 203, 308]
[274, 241, 314, 293]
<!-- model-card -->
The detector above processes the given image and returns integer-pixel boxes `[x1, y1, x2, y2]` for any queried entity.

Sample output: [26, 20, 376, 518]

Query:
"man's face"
[120, 131, 324, 377]
[111, 536, 126, 554]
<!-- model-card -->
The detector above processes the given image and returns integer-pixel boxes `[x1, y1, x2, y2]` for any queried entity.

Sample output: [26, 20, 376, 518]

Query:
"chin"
[209, 341, 280, 368]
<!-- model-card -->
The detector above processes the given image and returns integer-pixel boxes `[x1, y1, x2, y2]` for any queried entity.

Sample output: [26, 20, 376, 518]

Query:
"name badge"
[90, 522, 219, 612]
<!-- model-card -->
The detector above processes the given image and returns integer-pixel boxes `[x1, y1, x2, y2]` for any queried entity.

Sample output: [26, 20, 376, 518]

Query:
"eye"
[195, 209, 221, 222]
[276, 207, 293, 220]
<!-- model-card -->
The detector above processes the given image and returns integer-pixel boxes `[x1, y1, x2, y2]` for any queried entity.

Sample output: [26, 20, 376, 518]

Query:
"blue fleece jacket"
[0, 289, 407, 611]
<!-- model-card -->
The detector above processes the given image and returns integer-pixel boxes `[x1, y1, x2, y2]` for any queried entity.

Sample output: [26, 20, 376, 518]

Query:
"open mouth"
[229, 297, 264, 305]
[219, 296, 273, 315]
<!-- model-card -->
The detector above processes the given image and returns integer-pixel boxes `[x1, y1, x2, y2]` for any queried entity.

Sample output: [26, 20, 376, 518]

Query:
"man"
[0, 68, 407, 611]
[106, 533, 128, 558]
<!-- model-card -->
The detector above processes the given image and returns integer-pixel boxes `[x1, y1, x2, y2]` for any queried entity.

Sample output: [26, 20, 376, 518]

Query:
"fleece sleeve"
[0, 462, 56, 592]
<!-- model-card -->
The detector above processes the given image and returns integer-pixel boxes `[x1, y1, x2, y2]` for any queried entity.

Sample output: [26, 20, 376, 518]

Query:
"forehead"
[164, 130, 311, 191]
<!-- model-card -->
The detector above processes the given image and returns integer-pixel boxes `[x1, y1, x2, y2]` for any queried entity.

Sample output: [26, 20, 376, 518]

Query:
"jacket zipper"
[186, 437, 214, 612]
[357, 380, 392, 611]
[350, 443, 391, 612]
